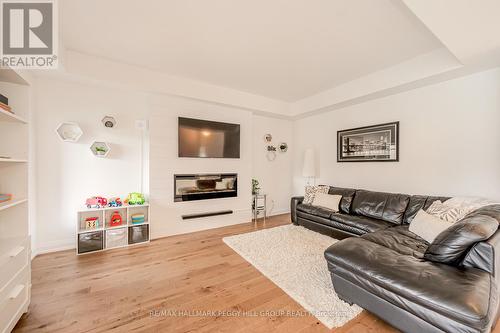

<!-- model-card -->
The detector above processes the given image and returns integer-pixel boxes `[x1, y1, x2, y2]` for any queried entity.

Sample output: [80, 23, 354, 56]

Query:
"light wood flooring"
[13, 214, 498, 332]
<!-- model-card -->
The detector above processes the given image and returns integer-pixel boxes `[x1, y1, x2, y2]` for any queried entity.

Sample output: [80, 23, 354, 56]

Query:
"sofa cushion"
[296, 211, 366, 235]
[409, 209, 453, 243]
[296, 203, 333, 219]
[330, 213, 393, 234]
[351, 190, 410, 224]
[303, 185, 329, 204]
[403, 195, 450, 224]
[312, 193, 341, 212]
[325, 238, 497, 331]
[424, 210, 499, 265]
[328, 186, 356, 214]
[361, 225, 428, 258]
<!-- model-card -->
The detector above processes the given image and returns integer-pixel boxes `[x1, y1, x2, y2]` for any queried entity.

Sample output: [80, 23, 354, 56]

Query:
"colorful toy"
[108, 197, 122, 207]
[110, 211, 123, 227]
[131, 213, 145, 224]
[85, 217, 99, 229]
[124, 192, 146, 205]
[85, 196, 108, 208]
[0, 193, 12, 204]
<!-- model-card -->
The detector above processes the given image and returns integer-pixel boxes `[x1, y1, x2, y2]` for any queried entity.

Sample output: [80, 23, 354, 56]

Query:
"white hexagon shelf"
[90, 141, 111, 158]
[56, 122, 83, 142]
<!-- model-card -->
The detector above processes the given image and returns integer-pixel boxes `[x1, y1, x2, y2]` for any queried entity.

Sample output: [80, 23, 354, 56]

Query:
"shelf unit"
[0, 109, 27, 124]
[76, 204, 150, 255]
[55, 122, 83, 142]
[0, 158, 28, 164]
[0, 198, 28, 212]
[0, 67, 31, 333]
[90, 141, 111, 158]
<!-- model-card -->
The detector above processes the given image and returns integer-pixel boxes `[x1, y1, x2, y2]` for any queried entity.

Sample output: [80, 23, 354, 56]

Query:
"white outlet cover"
[135, 119, 148, 130]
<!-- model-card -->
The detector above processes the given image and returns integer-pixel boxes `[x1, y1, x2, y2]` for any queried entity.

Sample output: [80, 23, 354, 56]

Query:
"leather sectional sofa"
[290, 186, 500, 333]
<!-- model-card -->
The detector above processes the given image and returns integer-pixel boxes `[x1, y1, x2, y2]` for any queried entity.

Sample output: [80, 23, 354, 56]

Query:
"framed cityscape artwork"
[337, 122, 399, 162]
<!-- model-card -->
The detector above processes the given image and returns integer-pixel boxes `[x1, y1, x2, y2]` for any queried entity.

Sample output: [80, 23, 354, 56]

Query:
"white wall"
[32, 76, 295, 253]
[34, 68, 500, 254]
[252, 115, 294, 215]
[34, 77, 149, 253]
[148, 96, 254, 238]
[293, 68, 500, 199]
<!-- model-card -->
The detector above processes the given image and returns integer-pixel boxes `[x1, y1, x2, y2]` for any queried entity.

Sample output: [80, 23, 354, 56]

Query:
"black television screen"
[178, 117, 240, 158]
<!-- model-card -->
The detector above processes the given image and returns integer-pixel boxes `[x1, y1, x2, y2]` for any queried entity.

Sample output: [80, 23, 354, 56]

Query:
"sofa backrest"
[403, 195, 450, 224]
[328, 186, 356, 214]
[351, 189, 410, 224]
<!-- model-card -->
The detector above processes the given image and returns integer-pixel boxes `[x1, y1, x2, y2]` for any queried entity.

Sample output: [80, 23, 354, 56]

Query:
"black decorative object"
[0, 93, 8, 105]
[279, 142, 288, 153]
[337, 122, 399, 162]
[174, 173, 237, 202]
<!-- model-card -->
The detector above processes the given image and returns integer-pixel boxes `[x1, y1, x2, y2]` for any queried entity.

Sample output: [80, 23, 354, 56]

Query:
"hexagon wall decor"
[90, 141, 111, 158]
[56, 122, 83, 142]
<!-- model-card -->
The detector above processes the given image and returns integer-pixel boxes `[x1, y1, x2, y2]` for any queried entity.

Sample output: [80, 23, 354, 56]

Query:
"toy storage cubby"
[76, 203, 150, 255]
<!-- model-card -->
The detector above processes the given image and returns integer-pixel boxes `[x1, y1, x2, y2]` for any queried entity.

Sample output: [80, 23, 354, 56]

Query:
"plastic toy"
[124, 192, 145, 205]
[108, 197, 122, 207]
[131, 213, 145, 224]
[86, 196, 108, 208]
[0, 193, 12, 204]
[110, 211, 123, 227]
[85, 217, 99, 229]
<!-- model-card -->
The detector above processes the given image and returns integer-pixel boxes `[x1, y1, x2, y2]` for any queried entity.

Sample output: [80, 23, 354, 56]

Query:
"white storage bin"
[106, 228, 127, 249]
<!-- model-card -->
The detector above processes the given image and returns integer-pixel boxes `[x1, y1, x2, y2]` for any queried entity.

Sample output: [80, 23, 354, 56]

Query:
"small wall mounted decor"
[102, 116, 116, 128]
[264, 134, 272, 143]
[337, 122, 399, 162]
[266, 151, 276, 161]
[90, 141, 111, 158]
[56, 122, 83, 142]
[278, 142, 288, 153]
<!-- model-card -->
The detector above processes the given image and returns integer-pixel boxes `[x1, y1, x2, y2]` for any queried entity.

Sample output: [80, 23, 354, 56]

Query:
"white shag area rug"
[223, 224, 362, 329]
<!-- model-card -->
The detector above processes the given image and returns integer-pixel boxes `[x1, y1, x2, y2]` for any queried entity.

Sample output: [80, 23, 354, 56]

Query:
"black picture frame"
[337, 122, 399, 162]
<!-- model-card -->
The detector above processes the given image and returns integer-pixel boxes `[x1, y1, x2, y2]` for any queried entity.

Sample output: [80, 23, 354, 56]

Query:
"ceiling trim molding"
[290, 48, 462, 116]
[61, 50, 291, 116]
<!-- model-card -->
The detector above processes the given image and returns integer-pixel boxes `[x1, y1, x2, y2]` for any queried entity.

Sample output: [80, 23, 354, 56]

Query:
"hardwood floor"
[13, 214, 497, 333]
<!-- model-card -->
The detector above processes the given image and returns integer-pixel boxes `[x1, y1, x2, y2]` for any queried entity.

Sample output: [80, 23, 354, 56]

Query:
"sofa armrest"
[291, 196, 304, 225]
[461, 228, 500, 277]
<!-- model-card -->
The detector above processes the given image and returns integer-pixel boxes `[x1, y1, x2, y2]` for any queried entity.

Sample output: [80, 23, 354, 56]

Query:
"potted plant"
[252, 179, 260, 195]
[95, 146, 107, 155]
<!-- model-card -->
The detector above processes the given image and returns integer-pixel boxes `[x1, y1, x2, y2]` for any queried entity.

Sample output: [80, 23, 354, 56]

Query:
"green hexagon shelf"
[90, 141, 111, 158]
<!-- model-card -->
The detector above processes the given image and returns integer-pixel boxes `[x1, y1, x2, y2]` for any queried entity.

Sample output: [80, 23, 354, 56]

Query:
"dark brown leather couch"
[290, 186, 500, 333]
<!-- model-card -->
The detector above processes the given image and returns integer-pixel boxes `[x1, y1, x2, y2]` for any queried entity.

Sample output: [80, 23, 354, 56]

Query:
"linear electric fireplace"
[174, 173, 237, 202]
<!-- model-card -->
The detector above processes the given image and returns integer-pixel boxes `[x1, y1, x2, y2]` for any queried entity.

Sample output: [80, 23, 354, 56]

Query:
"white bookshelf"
[76, 204, 150, 255]
[0, 67, 31, 333]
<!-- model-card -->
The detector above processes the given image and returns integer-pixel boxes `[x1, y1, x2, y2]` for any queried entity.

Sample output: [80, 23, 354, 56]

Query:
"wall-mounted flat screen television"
[178, 117, 240, 158]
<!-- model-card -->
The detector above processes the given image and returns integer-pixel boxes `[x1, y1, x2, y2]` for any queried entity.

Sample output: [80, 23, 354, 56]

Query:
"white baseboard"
[34, 239, 75, 257]
[267, 209, 290, 217]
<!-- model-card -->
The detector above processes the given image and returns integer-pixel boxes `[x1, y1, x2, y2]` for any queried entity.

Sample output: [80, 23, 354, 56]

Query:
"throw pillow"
[312, 193, 342, 212]
[409, 209, 453, 243]
[424, 214, 499, 265]
[426, 200, 469, 223]
[303, 185, 329, 205]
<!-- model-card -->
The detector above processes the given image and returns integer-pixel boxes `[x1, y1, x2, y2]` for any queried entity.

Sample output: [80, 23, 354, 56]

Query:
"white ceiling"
[62, 0, 444, 102]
